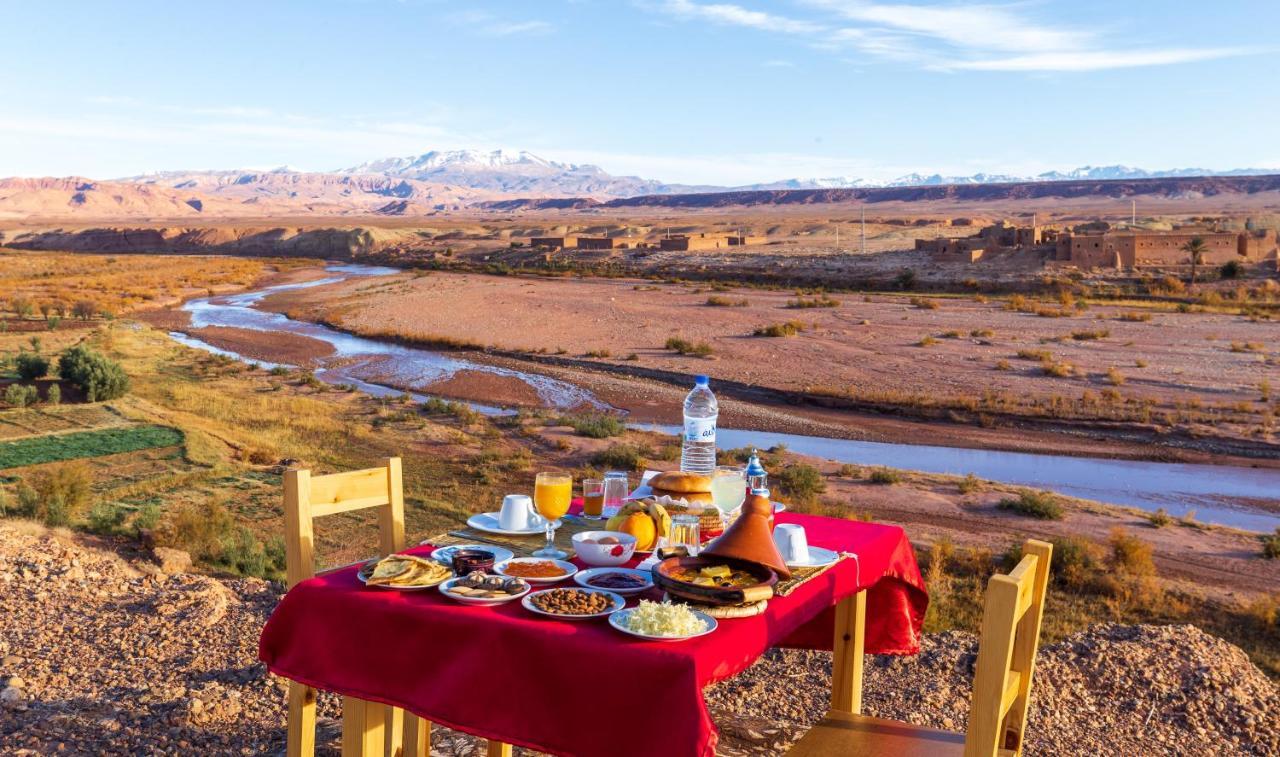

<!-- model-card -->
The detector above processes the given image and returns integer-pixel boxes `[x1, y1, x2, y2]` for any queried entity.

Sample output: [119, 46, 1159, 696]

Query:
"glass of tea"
[582, 478, 605, 519]
[533, 471, 572, 559]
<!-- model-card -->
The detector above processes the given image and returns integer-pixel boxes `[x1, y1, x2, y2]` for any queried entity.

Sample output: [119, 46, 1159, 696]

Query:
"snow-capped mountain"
[338, 149, 696, 197]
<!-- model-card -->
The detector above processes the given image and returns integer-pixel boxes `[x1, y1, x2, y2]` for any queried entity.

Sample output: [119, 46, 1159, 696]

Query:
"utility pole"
[1131, 199, 1136, 226]
[835, 225, 839, 249]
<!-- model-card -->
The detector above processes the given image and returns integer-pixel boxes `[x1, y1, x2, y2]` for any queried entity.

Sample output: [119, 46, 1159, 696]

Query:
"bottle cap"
[695, 375, 709, 385]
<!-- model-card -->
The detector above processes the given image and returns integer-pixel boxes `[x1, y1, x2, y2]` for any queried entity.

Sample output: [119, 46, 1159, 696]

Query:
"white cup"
[773, 523, 811, 564]
[499, 494, 540, 531]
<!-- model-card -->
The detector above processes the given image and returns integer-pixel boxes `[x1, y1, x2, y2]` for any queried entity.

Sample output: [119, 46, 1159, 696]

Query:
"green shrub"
[753, 321, 806, 337]
[15, 352, 49, 380]
[87, 502, 127, 535]
[4, 384, 39, 408]
[58, 344, 129, 401]
[590, 443, 648, 471]
[893, 269, 917, 290]
[705, 296, 748, 307]
[997, 489, 1063, 519]
[421, 397, 480, 425]
[868, 468, 901, 485]
[1220, 260, 1243, 279]
[665, 337, 714, 357]
[563, 413, 626, 439]
[45, 384, 61, 405]
[1263, 529, 1280, 560]
[1147, 508, 1172, 528]
[774, 464, 826, 503]
[786, 295, 839, 309]
[957, 473, 981, 494]
[20, 462, 93, 526]
[1070, 328, 1110, 341]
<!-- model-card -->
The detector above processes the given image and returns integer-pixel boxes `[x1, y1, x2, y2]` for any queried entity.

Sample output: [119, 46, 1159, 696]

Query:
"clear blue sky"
[1, 0, 1275, 184]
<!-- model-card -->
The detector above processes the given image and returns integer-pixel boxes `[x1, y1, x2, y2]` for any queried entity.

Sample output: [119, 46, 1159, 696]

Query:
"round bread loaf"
[649, 471, 712, 493]
[650, 487, 713, 505]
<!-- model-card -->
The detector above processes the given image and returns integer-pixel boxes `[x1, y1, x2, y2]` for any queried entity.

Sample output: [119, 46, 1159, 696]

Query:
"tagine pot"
[700, 492, 791, 579]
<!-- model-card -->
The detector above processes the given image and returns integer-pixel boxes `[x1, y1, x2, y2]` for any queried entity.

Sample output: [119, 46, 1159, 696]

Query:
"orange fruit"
[619, 512, 657, 551]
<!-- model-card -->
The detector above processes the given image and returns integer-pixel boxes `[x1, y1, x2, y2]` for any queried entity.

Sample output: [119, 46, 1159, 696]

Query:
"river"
[172, 264, 1280, 533]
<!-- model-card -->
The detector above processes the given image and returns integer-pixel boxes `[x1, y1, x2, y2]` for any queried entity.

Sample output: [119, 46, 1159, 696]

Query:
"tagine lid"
[701, 492, 792, 579]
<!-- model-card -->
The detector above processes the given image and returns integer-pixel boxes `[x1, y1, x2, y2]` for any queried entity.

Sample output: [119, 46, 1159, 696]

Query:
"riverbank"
[253, 266, 1280, 463]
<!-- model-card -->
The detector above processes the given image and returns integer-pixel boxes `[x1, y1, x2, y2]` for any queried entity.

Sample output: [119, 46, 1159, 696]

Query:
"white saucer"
[783, 545, 840, 569]
[466, 512, 547, 536]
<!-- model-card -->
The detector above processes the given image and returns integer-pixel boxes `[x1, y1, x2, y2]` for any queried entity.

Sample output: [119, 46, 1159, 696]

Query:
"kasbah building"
[918, 219, 1279, 270]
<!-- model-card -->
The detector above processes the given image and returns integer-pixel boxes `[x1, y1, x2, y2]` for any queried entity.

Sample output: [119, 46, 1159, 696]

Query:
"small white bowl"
[572, 531, 637, 567]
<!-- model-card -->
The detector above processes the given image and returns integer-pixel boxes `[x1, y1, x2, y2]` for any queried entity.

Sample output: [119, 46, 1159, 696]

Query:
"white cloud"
[480, 19, 553, 36]
[948, 48, 1254, 72]
[660, 0, 821, 34]
[448, 9, 553, 37]
[807, 0, 1087, 54]
[650, 0, 1261, 73]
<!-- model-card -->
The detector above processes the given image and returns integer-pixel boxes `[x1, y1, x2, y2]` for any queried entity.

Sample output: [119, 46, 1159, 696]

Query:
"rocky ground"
[1, 523, 1276, 756]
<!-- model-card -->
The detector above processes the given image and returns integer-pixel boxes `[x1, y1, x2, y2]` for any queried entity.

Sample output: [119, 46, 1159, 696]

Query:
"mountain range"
[0, 148, 1276, 220]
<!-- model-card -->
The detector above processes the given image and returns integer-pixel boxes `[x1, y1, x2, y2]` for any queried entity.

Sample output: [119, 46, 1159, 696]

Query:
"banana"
[648, 501, 672, 542]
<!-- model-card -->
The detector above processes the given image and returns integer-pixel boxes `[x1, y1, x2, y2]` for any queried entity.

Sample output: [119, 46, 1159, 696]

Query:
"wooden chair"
[789, 539, 1053, 757]
[282, 457, 432, 757]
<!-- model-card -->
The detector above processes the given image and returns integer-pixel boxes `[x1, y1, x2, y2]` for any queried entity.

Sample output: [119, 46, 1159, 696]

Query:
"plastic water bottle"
[680, 375, 718, 475]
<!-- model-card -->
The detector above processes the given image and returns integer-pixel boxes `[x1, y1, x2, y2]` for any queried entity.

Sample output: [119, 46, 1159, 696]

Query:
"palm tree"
[1182, 237, 1208, 288]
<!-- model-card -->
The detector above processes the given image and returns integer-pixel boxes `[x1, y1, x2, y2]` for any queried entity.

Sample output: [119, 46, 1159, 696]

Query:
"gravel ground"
[1, 523, 1275, 756]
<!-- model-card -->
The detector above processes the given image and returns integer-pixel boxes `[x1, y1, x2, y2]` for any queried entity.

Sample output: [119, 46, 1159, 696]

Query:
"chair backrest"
[282, 457, 405, 588]
[965, 539, 1052, 757]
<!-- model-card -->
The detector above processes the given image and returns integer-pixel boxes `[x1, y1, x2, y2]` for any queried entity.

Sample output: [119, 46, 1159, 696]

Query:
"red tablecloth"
[258, 512, 926, 757]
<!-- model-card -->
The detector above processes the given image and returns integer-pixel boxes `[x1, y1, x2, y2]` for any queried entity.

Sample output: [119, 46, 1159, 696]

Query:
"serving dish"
[652, 556, 777, 606]
[438, 575, 530, 606]
[574, 567, 653, 596]
[427, 544, 515, 568]
[609, 606, 718, 641]
[572, 530, 637, 566]
[521, 588, 625, 620]
[494, 557, 578, 584]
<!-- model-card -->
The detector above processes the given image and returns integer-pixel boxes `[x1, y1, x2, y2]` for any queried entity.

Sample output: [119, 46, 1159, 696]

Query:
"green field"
[0, 425, 184, 470]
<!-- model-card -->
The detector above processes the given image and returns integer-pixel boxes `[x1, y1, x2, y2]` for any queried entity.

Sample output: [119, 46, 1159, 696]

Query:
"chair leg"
[342, 696, 387, 757]
[403, 715, 431, 757]
[830, 590, 867, 715]
[384, 705, 403, 757]
[486, 740, 513, 757]
[287, 681, 317, 757]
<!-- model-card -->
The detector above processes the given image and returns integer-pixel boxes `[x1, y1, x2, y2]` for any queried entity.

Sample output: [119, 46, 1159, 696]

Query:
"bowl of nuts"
[521, 587, 626, 620]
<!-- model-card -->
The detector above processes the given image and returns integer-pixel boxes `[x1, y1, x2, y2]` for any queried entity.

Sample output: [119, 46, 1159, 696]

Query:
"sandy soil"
[265, 270, 1280, 459]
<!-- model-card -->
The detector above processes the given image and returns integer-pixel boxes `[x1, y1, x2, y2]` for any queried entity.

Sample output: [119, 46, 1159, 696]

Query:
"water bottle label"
[683, 417, 716, 442]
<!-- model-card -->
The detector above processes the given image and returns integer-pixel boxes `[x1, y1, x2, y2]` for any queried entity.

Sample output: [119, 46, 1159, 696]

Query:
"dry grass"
[0, 250, 301, 320]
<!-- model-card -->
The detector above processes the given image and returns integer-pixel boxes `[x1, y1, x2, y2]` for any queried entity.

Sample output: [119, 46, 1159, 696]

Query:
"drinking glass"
[710, 466, 747, 514]
[669, 514, 702, 556]
[582, 478, 605, 519]
[602, 471, 629, 516]
[533, 472, 572, 558]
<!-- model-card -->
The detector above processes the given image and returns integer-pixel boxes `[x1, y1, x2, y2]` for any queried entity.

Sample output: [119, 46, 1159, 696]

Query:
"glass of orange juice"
[533, 471, 573, 558]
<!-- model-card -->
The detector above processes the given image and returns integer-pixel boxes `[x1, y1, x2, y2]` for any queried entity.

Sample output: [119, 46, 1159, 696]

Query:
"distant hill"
[2, 148, 1278, 220]
[478, 173, 1280, 211]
